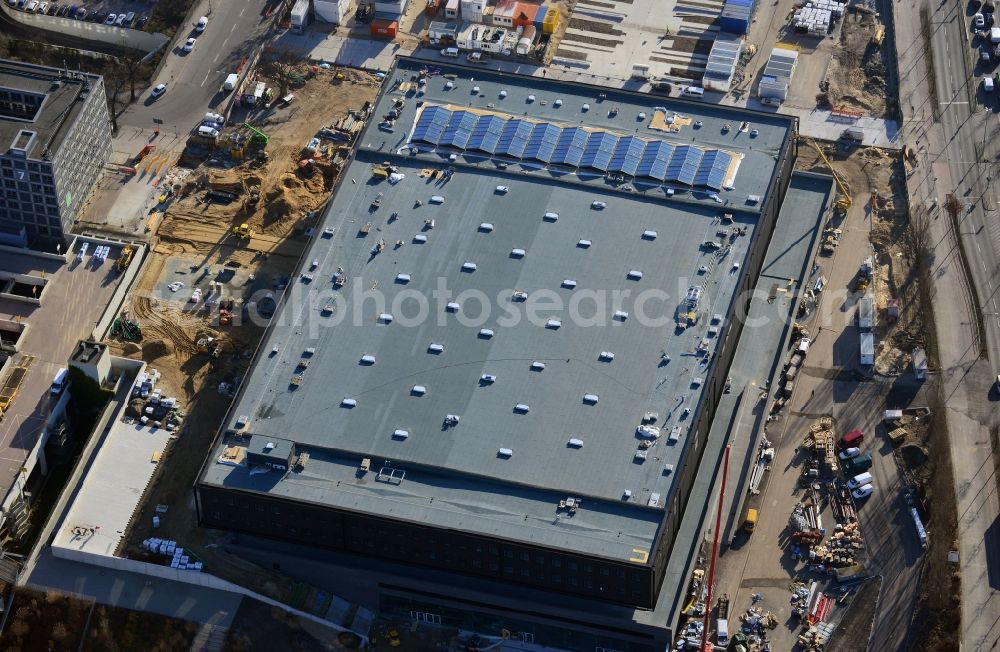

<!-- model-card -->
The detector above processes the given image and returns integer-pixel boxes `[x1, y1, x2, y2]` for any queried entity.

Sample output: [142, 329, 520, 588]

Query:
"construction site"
[820, 10, 893, 117]
[96, 60, 382, 622]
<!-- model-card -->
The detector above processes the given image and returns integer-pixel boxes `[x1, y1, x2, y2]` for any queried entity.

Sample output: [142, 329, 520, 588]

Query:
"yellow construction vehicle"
[371, 161, 399, 179]
[872, 25, 885, 47]
[232, 223, 254, 239]
[117, 245, 135, 272]
[808, 139, 852, 214]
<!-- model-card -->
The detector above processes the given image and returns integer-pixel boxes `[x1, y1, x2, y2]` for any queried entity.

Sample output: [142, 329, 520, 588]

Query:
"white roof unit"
[543, 211, 559, 222]
[583, 393, 599, 404]
[411, 385, 427, 396]
[531, 361, 546, 371]
[430, 195, 445, 204]
[514, 403, 530, 413]
[428, 342, 445, 353]
[578, 239, 592, 248]
[462, 261, 478, 272]
[598, 351, 615, 362]
[613, 310, 629, 321]
[479, 328, 495, 338]
[341, 398, 357, 408]
[393, 429, 410, 439]
[511, 248, 526, 258]
[446, 301, 461, 312]
[413, 234, 428, 243]
[627, 270, 643, 280]
[379, 313, 394, 323]
[498, 447, 513, 457]
[567, 437, 584, 448]
[545, 319, 562, 329]
[479, 222, 494, 232]
[395, 273, 411, 283]
[360, 354, 376, 365]
[561, 279, 577, 289]
[642, 230, 658, 240]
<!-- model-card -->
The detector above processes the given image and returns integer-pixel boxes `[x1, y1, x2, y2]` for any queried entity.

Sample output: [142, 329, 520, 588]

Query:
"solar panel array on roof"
[411, 105, 739, 190]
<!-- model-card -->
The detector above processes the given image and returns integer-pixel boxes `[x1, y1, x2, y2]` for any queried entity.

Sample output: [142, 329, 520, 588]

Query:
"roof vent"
[554, 98, 563, 107]
[462, 261, 478, 272]
[648, 493, 661, 507]
[479, 222, 494, 232]
[393, 429, 410, 439]
[480, 373, 496, 384]
[360, 354, 376, 365]
[341, 398, 357, 408]
[413, 234, 428, 244]
[545, 319, 561, 329]
[446, 301, 461, 312]
[512, 290, 528, 302]
[479, 328, 495, 339]
[264, 442, 275, 451]
[395, 273, 412, 284]
[567, 437, 583, 448]
[582, 103, 590, 111]
[623, 489, 632, 500]
[543, 212, 559, 222]
[498, 447, 513, 458]
[627, 270, 643, 281]
[236, 415, 250, 429]
[642, 230, 658, 240]
[613, 310, 629, 321]
[530, 361, 546, 371]
[583, 393, 599, 404]
[428, 342, 444, 353]
[561, 279, 577, 289]
[378, 313, 394, 323]
[430, 195, 445, 204]
[500, 89, 508, 98]
[514, 403, 530, 413]
[598, 351, 615, 362]
[577, 239, 592, 248]
[510, 248, 526, 258]
[411, 385, 427, 396]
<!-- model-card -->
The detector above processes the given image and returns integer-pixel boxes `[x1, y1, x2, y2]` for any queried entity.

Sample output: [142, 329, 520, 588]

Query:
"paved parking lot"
[555, 0, 721, 79]
[5, 0, 155, 30]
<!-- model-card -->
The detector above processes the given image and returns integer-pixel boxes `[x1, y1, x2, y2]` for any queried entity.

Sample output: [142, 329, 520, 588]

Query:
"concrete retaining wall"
[0, 4, 169, 53]
[90, 241, 145, 340]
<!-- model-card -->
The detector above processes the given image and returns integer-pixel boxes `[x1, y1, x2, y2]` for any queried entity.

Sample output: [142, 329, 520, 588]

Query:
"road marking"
[231, 23, 237, 33]
[240, 6, 246, 15]
[941, 101, 970, 105]
[221, 37, 229, 51]
[201, 71, 211, 87]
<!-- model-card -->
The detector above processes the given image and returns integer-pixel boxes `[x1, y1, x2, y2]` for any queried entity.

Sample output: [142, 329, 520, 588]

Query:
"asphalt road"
[896, 0, 1000, 647]
[119, 0, 276, 135]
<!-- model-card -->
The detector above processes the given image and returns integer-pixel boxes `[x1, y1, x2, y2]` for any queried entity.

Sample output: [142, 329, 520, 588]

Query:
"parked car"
[838, 447, 861, 460]
[189, 288, 202, 303]
[26, 1, 38, 11]
[195, 15, 208, 31]
[37, 2, 48, 13]
[74, 6, 86, 19]
[852, 484, 874, 500]
[46, 3, 59, 14]
[975, 12, 986, 28]
[104, 12, 116, 24]
[150, 83, 167, 99]
[114, 13, 126, 25]
[136, 15, 147, 29]
[182, 37, 196, 52]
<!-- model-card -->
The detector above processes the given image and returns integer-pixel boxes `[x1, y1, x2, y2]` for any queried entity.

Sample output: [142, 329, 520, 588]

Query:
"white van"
[681, 85, 705, 98]
[195, 16, 208, 32]
[197, 125, 219, 139]
[716, 619, 729, 645]
[848, 471, 873, 490]
[50, 367, 68, 395]
[441, 47, 460, 57]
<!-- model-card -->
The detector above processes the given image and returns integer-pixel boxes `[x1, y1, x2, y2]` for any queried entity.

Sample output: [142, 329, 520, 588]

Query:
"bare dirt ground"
[820, 12, 891, 117]
[103, 64, 380, 615]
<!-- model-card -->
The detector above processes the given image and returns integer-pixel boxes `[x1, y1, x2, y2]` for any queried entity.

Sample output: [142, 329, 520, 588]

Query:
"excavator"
[232, 223, 255, 240]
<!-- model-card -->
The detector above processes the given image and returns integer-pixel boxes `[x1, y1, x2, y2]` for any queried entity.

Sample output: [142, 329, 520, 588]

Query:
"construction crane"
[808, 139, 852, 214]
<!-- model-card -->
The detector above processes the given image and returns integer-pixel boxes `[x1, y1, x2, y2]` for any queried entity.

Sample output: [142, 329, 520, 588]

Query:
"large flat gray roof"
[0, 59, 101, 161]
[202, 59, 796, 560]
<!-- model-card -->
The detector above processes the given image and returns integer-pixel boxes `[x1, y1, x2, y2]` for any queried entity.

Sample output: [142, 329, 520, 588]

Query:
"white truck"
[223, 73, 239, 92]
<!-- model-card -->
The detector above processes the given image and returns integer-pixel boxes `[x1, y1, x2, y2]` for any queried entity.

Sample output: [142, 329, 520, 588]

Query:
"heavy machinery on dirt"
[232, 223, 255, 240]
[117, 245, 135, 272]
[808, 139, 852, 215]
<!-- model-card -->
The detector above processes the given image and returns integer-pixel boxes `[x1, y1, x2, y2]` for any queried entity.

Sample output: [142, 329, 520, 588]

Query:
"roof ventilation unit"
[627, 270, 643, 281]
[379, 313, 394, 323]
[543, 212, 559, 222]
[341, 398, 357, 408]
[514, 403, 530, 413]
[428, 342, 444, 353]
[479, 222, 494, 232]
[462, 261, 477, 272]
[479, 328, 495, 339]
[545, 319, 561, 329]
[499, 89, 508, 98]
[567, 437, 584, 448]
[393, 429, 410, 439]
[360, 354, 376, 365]
[430, 195, 445, 204]
[236, 415, 250, 429]
[577, 239, 592, 248]
[623, 489, 632, 500]
[512, 290, 528, 301]
[561, 279, 577, 289]
[480, 373, 496, 384]
[411, 385, 427, 396]
[530, 361, 546, 371]
[395, 273, 411, 284]
[498, 447, 513, 458]
[446, 301, 461, 312]
[554, 99, 563, 107]
[613, 310, 629, 321]
[510, 248, 526, 258]
[583, 393, 599, 405]
[413, 234, 428, 244]
[265, 442, 275, 450]
[598, 351, 615, 362]
[648, 493, 661, 507]
[642, 230, 658, 240]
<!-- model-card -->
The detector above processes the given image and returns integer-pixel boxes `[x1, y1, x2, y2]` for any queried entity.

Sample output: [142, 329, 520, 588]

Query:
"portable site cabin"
[290, 0, 311, 32]
[912, 347, 928, 380]
[857, 294, 874, 330]
[860, 332, 875, 365]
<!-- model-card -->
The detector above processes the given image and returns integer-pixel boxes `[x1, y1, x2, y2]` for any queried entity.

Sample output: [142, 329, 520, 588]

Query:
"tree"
[116, 42, 151, 102]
